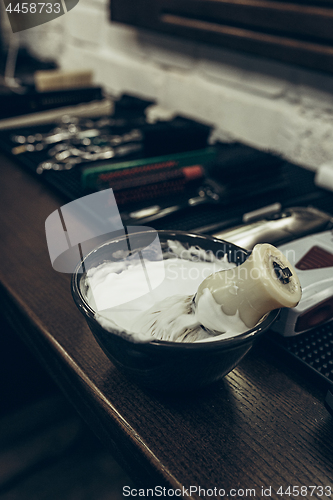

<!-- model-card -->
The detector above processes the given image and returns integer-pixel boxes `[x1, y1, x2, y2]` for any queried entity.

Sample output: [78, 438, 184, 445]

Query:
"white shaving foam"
[84, 241, 247, 343]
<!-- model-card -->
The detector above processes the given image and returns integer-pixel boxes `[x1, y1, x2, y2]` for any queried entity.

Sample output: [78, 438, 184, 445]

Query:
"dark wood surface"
[0, 154, 332, 498]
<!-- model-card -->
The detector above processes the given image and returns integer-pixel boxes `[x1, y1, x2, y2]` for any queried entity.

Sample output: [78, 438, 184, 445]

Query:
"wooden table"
[0, 154, 332, 499]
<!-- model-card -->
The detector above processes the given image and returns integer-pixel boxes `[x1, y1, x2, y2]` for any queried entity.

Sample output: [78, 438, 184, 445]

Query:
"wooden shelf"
[111, 0, 333, 74]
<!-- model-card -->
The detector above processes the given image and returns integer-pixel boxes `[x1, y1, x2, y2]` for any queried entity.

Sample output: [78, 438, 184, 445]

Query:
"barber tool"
[211, 206, 333, 250]
[121, 177, 225, 224]
[108, 165, 205, 206]
[11, 114, 146, 172]
[10, 112, 212, 175]
[81, 147, 216, 191]
[0, 86, 104, 120]
[272, 230, 333, 336]
[120, 167, 288, 226]
[36, 143, 143, 173]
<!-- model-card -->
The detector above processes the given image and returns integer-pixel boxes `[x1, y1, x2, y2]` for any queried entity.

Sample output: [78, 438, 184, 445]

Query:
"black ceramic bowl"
[71, 230, 279, 392]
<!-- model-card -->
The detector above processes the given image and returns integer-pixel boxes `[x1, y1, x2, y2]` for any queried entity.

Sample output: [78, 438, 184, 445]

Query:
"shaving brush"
[136, 243, 302, 342]
[195, 243, 302, 329]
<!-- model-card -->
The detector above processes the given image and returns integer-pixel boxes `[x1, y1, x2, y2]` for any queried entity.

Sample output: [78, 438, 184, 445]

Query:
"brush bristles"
[135, 294, 210, 342]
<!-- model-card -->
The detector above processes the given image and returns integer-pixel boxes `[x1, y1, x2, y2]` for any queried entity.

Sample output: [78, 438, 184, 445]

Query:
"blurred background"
[1, 0, 333, 170]
[1, 0, 333, 497]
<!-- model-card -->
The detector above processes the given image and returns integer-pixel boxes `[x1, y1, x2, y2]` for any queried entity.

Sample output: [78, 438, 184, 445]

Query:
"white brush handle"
[196, 243, 302, 328]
